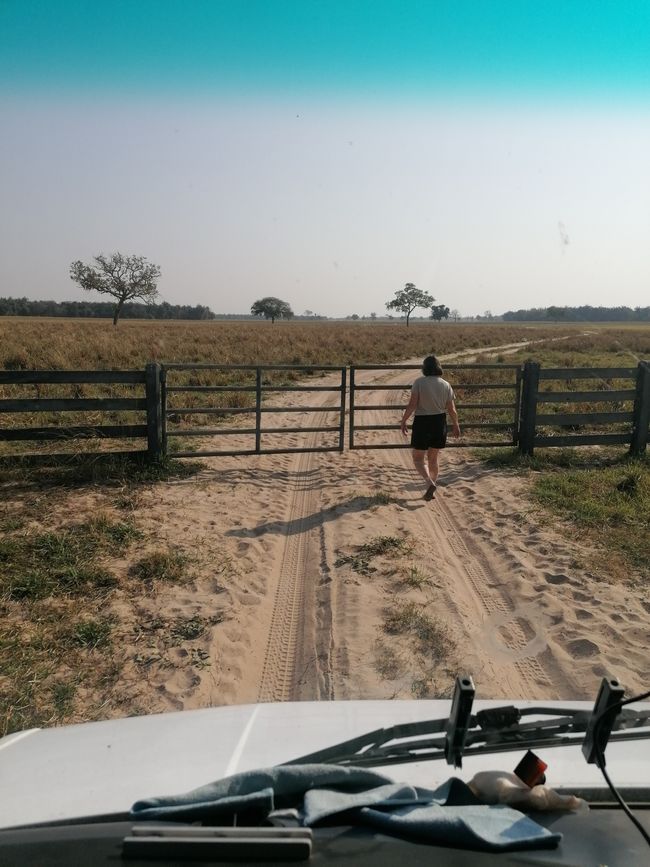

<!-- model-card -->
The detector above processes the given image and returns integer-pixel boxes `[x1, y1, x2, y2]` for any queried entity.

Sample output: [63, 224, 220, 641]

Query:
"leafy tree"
[547, 306, 569, 321]
[385, 283, 434, 327]
[430, 304, 450, 321]
[69, 253, 161, 326]
[250, 296, 294, 323]
[502, 305, 650, 322]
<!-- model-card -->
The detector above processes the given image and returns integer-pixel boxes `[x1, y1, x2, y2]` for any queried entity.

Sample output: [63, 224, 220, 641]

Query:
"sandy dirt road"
[111, 343, 649, 714]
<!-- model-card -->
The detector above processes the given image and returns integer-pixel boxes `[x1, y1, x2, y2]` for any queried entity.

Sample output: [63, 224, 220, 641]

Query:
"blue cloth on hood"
[130, 764, 561, 852]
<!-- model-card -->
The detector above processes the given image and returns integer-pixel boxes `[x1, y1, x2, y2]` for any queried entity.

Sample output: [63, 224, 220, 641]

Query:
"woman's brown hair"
[422, 355, 443, 376]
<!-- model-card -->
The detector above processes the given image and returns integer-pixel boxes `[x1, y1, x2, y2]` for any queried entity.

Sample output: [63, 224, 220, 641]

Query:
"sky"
[1, 0, 649, 317]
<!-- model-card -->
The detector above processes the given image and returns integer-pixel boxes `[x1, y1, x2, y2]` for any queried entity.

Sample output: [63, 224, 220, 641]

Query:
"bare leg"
[427, 448, 441, 484]
[413, 449, 436, 500]
[412, 449, 432, 485]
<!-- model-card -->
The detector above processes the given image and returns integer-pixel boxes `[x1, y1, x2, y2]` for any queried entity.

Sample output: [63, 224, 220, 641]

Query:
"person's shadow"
[225, 492, 422, 539]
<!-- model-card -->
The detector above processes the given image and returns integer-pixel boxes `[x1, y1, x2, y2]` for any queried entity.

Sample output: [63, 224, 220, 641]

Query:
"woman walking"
[400, 355, 460, 500]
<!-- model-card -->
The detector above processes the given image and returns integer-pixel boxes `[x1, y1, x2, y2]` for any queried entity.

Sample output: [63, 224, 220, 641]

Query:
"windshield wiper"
[285, 677, 650, 770]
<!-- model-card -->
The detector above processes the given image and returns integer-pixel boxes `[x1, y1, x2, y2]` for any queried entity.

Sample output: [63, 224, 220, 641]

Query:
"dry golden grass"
[0, 316, 571, 370]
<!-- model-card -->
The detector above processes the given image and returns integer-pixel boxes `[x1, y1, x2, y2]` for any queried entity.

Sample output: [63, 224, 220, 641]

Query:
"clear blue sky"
[1, 0, 649, 315]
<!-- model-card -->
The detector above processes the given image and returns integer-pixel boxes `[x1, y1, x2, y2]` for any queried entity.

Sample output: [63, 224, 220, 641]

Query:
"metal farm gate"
[2, 362, 647, 462]
[161, 364, 347, 458]
[348, 364, 522, 450]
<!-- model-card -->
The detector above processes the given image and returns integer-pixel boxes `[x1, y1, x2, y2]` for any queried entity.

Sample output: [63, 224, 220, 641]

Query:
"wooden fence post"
[145, 362, 163, 462]
[518, 361, 540, 456]
[255, 367, 262, 454]
[348, 366, 355, 450]
[338, 366, 347, 452]
[630, 360, 650, 456]
[160, 366, 168, 458]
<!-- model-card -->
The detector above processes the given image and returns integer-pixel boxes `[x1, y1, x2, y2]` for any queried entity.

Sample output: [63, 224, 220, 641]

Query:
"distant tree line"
[502, 305, 650, 322]
[0, 297, 216, 320]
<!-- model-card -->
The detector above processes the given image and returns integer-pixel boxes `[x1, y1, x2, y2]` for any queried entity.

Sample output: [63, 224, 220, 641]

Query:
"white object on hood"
[468, 771, 589, 813]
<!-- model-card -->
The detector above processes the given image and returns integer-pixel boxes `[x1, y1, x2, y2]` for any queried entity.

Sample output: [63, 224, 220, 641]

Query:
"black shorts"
[410, 413, 447, 450]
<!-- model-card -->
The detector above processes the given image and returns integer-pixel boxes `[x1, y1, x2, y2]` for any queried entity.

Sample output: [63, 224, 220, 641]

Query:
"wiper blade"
[285, 703, 650, 769]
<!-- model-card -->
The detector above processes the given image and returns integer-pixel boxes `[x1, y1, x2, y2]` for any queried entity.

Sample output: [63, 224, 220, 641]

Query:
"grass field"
[0, 317, 573, 371]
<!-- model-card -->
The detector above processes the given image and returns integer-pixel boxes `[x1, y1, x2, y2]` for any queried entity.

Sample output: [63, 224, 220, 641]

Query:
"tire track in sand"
[253, 334, 578, 702]
[256, 447, 315, 701]
[256, 394, 340, 702]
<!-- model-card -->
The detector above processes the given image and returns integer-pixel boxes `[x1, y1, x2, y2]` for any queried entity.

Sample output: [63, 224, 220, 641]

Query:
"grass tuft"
[384, 601, 452, 658]
[401, 565, 431, 589]
[70, 618, 113, 649]
[335, 535, 412, 576]
[51, 681, 76, 716]
[170, 616, 206, 641]
[373, 641, 407, 681]
[129, 550, 189, 584]
[358, 535, 412, 557]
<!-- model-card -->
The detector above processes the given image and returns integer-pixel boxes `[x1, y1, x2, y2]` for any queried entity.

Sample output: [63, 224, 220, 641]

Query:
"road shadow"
[225, 493, 423, 539]
[190, 461, 411, 492]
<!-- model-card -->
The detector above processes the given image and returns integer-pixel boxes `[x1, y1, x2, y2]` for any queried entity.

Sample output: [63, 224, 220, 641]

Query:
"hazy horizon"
[2, 1, 649, 318]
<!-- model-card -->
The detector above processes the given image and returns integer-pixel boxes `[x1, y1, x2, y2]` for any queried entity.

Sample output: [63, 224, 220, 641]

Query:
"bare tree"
[70, 253, 161, 326]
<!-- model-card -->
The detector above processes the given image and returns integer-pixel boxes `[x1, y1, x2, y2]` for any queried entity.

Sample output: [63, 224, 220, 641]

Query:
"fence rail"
[349, 363, 521, 450]
[0, 366, 158, 459]
[0, 360, 648, 461]
[518, 361, 648, 456]
[161, 363, 347, 458]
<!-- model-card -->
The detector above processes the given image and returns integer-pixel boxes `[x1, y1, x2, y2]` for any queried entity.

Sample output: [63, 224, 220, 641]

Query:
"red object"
[514, 750, 548, 788]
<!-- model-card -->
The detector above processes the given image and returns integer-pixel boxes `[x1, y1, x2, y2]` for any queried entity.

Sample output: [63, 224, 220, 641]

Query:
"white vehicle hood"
[1, 700, 648, 830]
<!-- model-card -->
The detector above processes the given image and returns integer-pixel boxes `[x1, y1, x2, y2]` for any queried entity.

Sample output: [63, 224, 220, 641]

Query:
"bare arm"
[447, 398, 461, 437]
[400, 393, 418, 436]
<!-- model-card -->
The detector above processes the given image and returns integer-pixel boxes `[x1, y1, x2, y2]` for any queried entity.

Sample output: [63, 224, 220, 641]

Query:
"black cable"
[593, 689, 650, 848]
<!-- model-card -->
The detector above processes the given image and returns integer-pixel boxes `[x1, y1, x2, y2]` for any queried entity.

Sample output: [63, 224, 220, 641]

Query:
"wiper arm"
[285, 678, 650, 770]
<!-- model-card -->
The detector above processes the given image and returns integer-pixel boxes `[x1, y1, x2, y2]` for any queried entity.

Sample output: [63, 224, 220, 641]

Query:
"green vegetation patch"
[0, 515, 139, 601]
[0, 599, 120, 736]
[533, 461, 649, 576]
[69, 617, 114, 649]
[482, 448, 649, 579]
